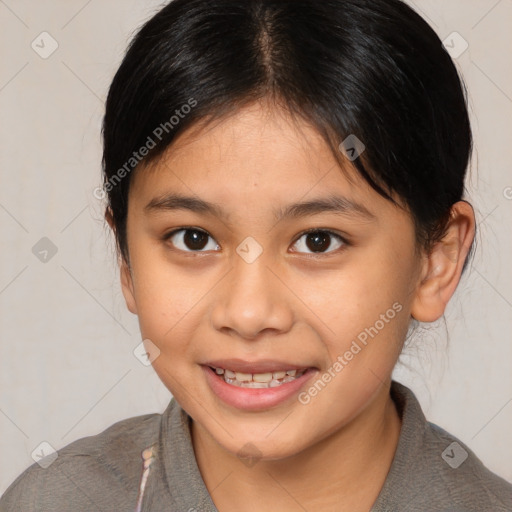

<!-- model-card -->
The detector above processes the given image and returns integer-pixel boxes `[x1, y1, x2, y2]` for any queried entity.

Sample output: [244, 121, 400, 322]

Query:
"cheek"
[296, 258, 405, 329]
[291, 248, 414, 364]
[128, 247, 197, 348]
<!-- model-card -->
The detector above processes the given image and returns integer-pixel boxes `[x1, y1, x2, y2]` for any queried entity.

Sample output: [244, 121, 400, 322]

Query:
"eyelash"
[162, 227, 349, 257]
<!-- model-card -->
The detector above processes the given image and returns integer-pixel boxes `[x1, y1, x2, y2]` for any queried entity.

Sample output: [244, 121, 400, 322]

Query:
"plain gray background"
[1, 0, 511, 495]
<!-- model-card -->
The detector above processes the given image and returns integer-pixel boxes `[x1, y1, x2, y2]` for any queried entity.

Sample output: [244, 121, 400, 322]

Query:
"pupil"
[306, 232, 330, 252]
[185, 230, 208, 250]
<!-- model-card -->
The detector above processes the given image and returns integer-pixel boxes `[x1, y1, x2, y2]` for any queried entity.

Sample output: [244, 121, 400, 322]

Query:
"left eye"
[291, 230, 345, 254]
[166, 228, 220, 252]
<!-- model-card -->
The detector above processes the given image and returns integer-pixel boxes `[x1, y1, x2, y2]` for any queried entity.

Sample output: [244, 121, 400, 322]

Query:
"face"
[121, 101, 423, 459]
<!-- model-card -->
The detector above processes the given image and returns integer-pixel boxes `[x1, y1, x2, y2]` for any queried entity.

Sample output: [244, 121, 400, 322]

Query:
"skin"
[117, 100, 475, 511]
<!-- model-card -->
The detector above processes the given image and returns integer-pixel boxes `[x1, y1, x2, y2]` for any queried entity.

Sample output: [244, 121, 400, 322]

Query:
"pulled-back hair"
[102, 0, 472, 263]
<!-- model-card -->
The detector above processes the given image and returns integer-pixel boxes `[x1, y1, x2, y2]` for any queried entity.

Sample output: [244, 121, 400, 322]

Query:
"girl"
[1, 0, 511, 510]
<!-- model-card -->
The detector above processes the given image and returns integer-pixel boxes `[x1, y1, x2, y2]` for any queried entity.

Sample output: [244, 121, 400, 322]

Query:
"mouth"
[201, 360, 317, 410]
[208, 366, 307, 389]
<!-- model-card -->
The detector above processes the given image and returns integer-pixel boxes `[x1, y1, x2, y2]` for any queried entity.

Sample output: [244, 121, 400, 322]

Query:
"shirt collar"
[370, 380, 428, 511]
[160, 398, 218, 511]
[157, 380, 426, 511]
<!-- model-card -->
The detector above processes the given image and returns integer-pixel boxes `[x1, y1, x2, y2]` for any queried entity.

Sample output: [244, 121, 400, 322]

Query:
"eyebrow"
[144, 193, 375, 222]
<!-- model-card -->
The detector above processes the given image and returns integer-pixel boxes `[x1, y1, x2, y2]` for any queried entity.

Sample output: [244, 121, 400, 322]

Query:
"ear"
[105, 207, 138, 315]
[411, 201, 475, 323]
[105, 207, 137, 315]
[105, 207, 115, 230]
[120, 259, 138, 315]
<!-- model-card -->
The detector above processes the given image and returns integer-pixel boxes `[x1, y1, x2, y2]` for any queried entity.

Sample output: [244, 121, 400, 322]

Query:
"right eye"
[164, 228, 221, 253]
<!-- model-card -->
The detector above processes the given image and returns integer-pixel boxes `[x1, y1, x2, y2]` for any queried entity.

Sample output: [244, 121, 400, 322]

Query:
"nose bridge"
[210, 245, 293, 339]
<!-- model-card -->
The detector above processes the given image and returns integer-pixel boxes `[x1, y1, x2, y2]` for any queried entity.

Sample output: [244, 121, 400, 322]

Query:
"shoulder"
[376, 381, 512, 512]
[0, 410, 163, 512]
[422, 419, 512, 511]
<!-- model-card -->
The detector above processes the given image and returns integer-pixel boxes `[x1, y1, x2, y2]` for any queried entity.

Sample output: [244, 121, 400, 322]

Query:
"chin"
[210, 423, 311, 462]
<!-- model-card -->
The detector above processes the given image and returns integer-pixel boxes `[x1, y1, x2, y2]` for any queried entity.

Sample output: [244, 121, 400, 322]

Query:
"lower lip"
[202, 366, 316, 411]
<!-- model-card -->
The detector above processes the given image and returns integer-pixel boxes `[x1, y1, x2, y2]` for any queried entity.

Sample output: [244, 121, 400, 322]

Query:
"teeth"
[212, 366, 306, 389]
[253, 372, 273, 383]
[243, 382, 269, 389]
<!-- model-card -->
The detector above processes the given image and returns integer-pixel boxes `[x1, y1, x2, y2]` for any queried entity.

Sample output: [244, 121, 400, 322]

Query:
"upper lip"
[203, 358, 313, 374]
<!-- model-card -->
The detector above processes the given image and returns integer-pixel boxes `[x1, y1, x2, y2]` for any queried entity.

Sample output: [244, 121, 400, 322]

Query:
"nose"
[210, 253, 294, 340]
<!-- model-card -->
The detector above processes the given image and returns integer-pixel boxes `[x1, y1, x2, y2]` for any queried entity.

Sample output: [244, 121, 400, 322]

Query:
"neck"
[191, 380, 402, 512]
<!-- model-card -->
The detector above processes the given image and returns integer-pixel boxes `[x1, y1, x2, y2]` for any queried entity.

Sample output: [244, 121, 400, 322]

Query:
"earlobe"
[411, 201, 475, 323]
[120, 260, 138, 315]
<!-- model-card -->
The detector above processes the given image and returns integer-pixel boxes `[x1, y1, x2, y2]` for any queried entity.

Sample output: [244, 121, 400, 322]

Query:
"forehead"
[129, 102, 389, 220]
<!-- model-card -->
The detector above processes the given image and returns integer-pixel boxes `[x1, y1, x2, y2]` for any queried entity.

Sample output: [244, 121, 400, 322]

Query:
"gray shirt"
[1, 381, 511, 511]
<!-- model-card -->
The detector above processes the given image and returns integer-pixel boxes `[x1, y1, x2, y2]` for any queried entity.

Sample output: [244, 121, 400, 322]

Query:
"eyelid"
[163, 226, 210, 239]
[294, 227, 350, 242]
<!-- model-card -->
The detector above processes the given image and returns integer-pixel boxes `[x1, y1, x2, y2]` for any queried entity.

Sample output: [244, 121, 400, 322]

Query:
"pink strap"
[134, 445, 156, 512]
